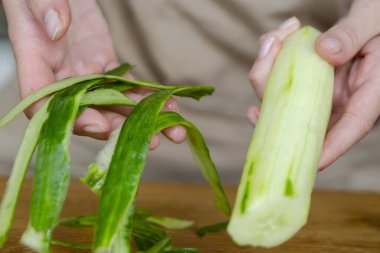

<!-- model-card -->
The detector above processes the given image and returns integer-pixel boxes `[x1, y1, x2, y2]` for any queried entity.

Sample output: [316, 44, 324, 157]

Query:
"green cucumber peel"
[0, 99, 52, 247]
[145, 238, 172, 253]
[82, 111, 230, 217]
[0, 63, 223, 253]
[80, 88, 136, 107]
[94, 90, 177, 252]
[51, 239, 91, 249]
[59, 211, 192, 230]
[80, 163, 107, 194]
[154, 112, 231, 216]
[133, 218, 169, 251]
[104, 63, 134, 76]
[0, 78, 102, 128]
[146, 216, 194, 230]
[112, 206, 134, 253]
[94, 87, 211, 252]
[0, 70, 213, 128]
[21, 81, 95, 253]
[59, 215, 97, 227]
[196, 221, 228, 237]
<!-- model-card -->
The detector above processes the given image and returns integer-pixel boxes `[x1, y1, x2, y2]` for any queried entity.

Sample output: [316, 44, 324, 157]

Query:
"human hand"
[2, 0, 186, 149]
[248, 0, 380, 170]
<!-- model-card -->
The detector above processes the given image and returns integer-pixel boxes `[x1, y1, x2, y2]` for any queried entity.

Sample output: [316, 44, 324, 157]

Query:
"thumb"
[26, 0, 71, 41]
[315, 0, 380, 65]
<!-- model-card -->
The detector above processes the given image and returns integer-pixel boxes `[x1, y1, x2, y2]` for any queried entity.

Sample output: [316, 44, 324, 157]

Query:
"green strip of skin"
[94, 87, 212, 252]
[80, 88, 136, 107]
[154, 112, 231, 216]
[0, 74, 213, 128]
[51, 239, 91, 249]
[21, 81, 95, 253]
[81, 110, 230, 217]
[57, 213, 197, 252]
[146, 216, 194, 230]
[0, 98, 52, 247]
[103, 63, 134, 76]
[240, 162, 255, 213]
[133, 218, 169, 251]
[0, 78, 103, 128]
[94, 90, 176, 252]
[195, 221, 229, 237]
[146, 238, 171, 253]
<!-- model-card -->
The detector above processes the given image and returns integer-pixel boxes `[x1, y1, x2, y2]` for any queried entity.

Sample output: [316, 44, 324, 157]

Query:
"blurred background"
[0, 6, 15, 91]
[0, 1, 379, 192]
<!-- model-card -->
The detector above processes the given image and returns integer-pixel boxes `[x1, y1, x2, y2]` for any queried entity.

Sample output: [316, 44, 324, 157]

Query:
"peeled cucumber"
[227, 26, 334, 248]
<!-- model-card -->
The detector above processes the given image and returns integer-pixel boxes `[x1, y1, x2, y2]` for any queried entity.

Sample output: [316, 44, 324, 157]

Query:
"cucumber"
[227, 26, 334, 248]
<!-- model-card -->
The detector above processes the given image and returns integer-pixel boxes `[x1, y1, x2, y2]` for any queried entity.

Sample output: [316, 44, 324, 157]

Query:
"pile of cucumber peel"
[0, 63, 231, 253]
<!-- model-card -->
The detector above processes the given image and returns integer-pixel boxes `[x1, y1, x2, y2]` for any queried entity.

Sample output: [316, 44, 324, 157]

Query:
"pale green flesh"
[0, 99, 52, 247]
[228, 26, 334, 248]
[111, 209, 133, 253]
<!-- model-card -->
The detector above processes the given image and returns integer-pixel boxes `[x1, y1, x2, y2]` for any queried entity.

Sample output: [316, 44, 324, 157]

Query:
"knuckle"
[336, 22, 360, 51]
[344, 111, 373, 135]
[248, 68, 262, 87]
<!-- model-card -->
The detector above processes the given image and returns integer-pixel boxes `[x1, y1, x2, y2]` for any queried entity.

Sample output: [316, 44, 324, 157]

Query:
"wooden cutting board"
[0, 177, 379, 253]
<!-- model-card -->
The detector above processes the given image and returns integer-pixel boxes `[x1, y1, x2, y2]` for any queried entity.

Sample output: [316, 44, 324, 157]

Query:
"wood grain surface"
[0, 177, 379, 253]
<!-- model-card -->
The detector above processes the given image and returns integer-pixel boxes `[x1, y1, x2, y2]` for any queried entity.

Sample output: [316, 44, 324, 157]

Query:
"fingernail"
[43, 9, 62, 40]
[279, 16, 298, 29]
[169, 126, 186, 143]
[319, 37, 342, 54]
[149, 135, 160, 150]
[258, 35, 275, 60]
[83, 124, 107, 134]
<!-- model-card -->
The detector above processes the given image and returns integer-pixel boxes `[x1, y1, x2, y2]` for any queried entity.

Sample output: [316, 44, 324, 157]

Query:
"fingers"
[319, 83, 380, 170]
[73, 107, 114, 140]
[259, 17, 301, 42]
[149, 135, 160, 150]
[246, 105, 260, 126]
[162, 125, 187, 144]
[108, 89, 186, 144]
[249, 36, 282, 100]
[316, 0, 380, 65]
[26, 0, 71, 40]
[17, 55, 57, 118]
[161, 98, 187, 144]
[249, 17, 301, 100]
[74, 107, 161, 150]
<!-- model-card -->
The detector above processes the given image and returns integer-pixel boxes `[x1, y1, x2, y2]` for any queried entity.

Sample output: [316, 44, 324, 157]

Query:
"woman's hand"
[248, 0, 380, 170]
[2, 0, 186, 148]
